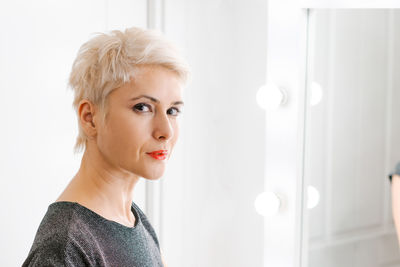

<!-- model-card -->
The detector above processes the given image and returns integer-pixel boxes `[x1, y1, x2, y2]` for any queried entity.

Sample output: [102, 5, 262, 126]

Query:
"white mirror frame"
[264, 1, 400, 267]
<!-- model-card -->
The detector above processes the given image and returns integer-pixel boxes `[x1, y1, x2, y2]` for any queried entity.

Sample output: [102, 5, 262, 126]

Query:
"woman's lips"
[146, 150, 168, 160]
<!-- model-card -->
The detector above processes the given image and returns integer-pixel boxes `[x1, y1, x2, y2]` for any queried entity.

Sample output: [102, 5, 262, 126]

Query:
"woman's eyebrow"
[130, 95, 184, 106]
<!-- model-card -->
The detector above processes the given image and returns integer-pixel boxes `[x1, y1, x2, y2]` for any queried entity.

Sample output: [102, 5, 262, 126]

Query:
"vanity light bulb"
[256, 83, 286, 110]
[254, 191, 281, 216]
[307, 185, 320, 209]
[310, 82, 323, 106]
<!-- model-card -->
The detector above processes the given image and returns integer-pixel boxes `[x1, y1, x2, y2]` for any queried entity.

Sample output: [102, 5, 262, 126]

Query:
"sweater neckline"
[49, 201, 141, 230]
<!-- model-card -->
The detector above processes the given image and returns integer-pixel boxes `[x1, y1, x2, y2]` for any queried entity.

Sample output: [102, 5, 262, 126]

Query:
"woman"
[390, 162, 400, 247]
[22, 27, 190, 266]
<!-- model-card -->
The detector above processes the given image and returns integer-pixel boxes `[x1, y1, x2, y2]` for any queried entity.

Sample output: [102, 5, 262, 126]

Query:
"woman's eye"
[168, 107, 182, 116]
[133, 103, 152, 112]
[133, 103, 181, 116]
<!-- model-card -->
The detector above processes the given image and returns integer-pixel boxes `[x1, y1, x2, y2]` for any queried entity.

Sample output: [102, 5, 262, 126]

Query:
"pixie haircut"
[68, 27, 190, 154]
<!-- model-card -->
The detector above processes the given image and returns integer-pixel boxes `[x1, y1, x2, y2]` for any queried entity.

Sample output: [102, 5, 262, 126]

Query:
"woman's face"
[95, 65, 184, 180]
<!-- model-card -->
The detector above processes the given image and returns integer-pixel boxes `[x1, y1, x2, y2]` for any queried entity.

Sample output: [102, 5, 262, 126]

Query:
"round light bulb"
[310, 82, 323, 106]
[307, 185, 320, 209]
[254, 191, 281, 216]
[256, 83, 286, 110]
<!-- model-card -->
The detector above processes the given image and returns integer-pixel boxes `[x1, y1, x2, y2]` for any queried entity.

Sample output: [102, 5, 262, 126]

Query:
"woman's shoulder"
[40, 201, 90, 232]
[31, 202, 92, 245]
[22, 233, 91, 267]
[22, 202, 100, 266]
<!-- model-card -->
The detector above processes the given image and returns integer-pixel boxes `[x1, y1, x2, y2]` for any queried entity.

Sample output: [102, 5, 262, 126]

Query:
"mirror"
[303, 9, 400, 266]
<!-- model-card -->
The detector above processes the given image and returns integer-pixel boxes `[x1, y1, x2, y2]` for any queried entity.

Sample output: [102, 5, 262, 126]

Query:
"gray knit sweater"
[22, 201, 163, 267]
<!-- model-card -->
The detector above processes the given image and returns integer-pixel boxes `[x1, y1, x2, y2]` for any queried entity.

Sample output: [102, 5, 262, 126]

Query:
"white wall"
[162, 1, 267, 266]
[0, 1, 267, 267]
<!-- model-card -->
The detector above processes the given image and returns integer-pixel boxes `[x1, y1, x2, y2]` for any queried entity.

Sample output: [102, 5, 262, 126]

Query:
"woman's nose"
[152, 112, 173, 141]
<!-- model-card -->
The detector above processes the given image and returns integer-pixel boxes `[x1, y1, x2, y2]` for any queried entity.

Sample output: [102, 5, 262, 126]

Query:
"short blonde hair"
[68, 27, 190, 154]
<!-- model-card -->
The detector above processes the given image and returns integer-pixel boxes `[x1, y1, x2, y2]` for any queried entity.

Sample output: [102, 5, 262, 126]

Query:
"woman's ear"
[78, 99, 97, 139]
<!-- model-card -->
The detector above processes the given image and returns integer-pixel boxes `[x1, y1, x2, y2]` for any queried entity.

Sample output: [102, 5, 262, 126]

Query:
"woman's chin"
[141, 171, 165, 181]
[142, 175, 163, 181]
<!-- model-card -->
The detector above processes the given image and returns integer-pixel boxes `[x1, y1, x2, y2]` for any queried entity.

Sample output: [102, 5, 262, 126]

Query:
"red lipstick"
[147, 150, 168, 160]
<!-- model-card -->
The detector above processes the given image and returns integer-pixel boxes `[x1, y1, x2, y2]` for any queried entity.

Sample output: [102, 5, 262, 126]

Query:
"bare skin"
[392, 174, 400, 247]
[56, 65, 182, 266]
